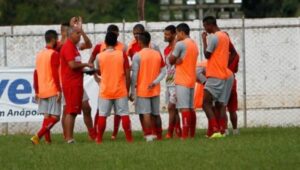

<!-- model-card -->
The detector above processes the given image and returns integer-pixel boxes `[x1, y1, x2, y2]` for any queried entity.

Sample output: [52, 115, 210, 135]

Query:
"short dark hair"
[61, 22, 70, 27]
[138, 31, 151, 46]
[107, 24, 119, 33]
[45, 30, 58, 43]
[164, 25, 176, 34]
[133, 24, 145, 32]
[176, 23, 190, 35]
[105, 31, 118, 47]
[203, 16, 217, 26]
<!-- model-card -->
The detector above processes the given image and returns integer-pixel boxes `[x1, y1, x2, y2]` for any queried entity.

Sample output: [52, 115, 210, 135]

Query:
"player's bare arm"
[202, 32, 212, 59]
[68, 61, 93, 70]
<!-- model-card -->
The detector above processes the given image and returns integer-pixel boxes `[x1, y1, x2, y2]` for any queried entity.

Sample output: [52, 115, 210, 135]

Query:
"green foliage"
[242, 0, 299, 18]
[0, 0, 160, 25]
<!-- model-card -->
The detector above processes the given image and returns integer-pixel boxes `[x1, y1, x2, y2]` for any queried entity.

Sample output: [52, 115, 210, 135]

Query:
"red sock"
[37, 117, 58, 139]
[112, 115, 121, 137]
[218, 117, 227, 134]
[41, 118, 51, 142]
[175, 121, 182, 138]
[209, 117, 219, 134]
[155, 127, 163, 140]
[96, 116, 106, 144]
[88, 128, 97, 140]
[190, 110, 196, 138]
[121, 115, 133, 142]
[181, 111, 191, 139]
[94, 110, 99, 133]
[144, 128, 152, 136]
[167, 123, 175, 137]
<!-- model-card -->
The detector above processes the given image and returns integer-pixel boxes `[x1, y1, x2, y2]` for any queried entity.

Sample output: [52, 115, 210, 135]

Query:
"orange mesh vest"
[194, 60, 207, 109]
[174, 38, 199, 88]
[35, 48, 59, 98]
[100, 41, 125, 52]
[98, 49, 128, 99]
[206, 31, 230, 80]
[137, 48, 162, 97]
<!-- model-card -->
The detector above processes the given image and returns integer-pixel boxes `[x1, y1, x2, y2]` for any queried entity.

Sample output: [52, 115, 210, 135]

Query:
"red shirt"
[127, 40, 141, 59]
[228, 53, 239, 74]
[164, 45, 172, 58]
[60, 39, 83, 87]
[91, 44, 101, 61]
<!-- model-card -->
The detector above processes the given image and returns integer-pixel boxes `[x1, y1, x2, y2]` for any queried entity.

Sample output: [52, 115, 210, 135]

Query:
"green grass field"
[0, 127, 299, 170]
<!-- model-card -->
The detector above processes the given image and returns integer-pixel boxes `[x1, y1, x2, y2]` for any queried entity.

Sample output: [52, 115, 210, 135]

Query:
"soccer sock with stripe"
[121, 115, 133, 142]
[181, 111, 191, 139]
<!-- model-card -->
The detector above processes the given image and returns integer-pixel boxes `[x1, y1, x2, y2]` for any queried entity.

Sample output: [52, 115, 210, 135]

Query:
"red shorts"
[227, 79, 238, 113]
[63, 86, 83, 115]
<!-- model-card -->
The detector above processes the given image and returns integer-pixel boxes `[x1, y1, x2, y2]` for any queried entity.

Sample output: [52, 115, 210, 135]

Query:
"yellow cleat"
[209, 132, 224, 139]
[30, 135, 40, 145]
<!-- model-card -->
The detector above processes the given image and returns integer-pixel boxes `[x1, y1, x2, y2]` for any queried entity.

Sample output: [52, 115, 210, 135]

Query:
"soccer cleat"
[111, 135, 116, 140]
[67, 139, 75, 144]
[233, 129, 240, 135]
[145, 135, 154, 142]
[30, 135, 40, 145]
[165, 133, 172, 139]
[209, 132, 224, 139]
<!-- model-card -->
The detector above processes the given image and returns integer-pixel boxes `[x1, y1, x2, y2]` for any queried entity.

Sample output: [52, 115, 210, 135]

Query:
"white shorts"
[38, 96, 61, 116]
[98, 97, 129, 116]
[175, 85, 194, 109]
[165, 86, 176, 104]
[61, 89, 89, 105]
[135, 96, 160, 115]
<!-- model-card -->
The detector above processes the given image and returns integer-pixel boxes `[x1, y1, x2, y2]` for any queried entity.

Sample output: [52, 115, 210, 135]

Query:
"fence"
[0, 17, 299, 135]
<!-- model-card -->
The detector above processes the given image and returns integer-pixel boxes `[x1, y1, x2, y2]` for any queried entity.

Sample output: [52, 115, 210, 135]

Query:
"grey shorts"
[135, 96, 160, 115]
[220, 75, 234, 105]
[98, 97, 129, 116]
[38, 96, 61, 116]
[175, 85, 194, 109]
[61, 89, 89, 105]
[204, 78, 226, 103]
[165, 86, 176, 104]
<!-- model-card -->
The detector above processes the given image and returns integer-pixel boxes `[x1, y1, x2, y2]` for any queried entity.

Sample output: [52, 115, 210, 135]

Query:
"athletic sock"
[88, 128, 97, 140]
[94, 110, 99, 133]
[181, 111, 191, 139]
[175, 121, 182, 138]
[37, 117, 58, 139]
[112, 115, 121, 138]
[209, 117, 219, 134]
[167, 123, 175, 138]
[96, 116, 106, 144]
[121, 115, 133, 142]
[190, 110, 197, 138]
[155, 127, 163, 140]
[218, 117, 227, 134]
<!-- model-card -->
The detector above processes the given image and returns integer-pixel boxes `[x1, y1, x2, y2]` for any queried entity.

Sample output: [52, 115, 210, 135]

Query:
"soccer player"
[130, 32, 166, 142]
[60, 24, 93, 143]
[226, 40, 240, 135]
[88, 24, 127, 140]
[127, 24, 162, 138]
[31, 30, 61, 144]
[201, 16, 234, 138]
[95, 32, 132, 144]
[169, 23, 199, 139]
[163, 25, 182, 139]
[59, 17, 96, 141]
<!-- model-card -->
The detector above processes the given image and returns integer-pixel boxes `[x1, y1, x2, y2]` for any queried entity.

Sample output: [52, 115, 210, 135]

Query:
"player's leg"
[136, 97, 153, 141]
[174, 110, 182, 138]
[227, 79, 238, 134]
[63, 86, 83, 143]
[82, 100, 96, 140]
[189, 88, 197, 138]
[96, 98, 112, 144]
[176, 85, 192, 139]
[166, 87, 177, 138]
[61, 95, 66, 139]
[115, 97, 133, 142]
[111, 107, 121, 140]
[151, 96, 162, 140]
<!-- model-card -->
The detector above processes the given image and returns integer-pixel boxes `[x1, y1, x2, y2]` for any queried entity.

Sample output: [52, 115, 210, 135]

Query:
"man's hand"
[201, 32, 208, 41]
[87, 63, 94, 68]
[94, 74, 101, 83]
[129, 93, 135, 102]
[148, 83, 156, 90]
[56, 92, 62, 103]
